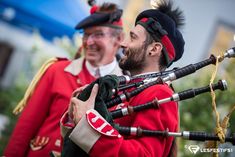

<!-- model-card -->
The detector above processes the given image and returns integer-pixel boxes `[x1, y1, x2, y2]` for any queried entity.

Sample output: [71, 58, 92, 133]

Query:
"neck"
[88, 59, 115, 67]
[86, 59, 117, 77]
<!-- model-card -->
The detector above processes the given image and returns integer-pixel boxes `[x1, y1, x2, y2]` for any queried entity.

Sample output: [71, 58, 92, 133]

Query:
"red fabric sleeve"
[4, 65, 54, 157]
[89, 84, 178, 157]
[61, 112, 75, 128]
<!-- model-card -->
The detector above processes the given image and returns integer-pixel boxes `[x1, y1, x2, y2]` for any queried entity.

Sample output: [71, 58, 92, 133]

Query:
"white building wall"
[0, 21, 68, 88]
[174, 0, 235, 67]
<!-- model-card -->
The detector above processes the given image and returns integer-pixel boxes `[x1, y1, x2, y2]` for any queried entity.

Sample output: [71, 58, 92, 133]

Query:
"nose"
[84, 35, 95, 46]
[120, 38, 128, 48]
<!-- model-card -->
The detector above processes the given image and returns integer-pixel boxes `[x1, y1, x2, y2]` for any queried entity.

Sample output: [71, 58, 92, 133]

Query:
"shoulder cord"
[13, 57, 58, 115]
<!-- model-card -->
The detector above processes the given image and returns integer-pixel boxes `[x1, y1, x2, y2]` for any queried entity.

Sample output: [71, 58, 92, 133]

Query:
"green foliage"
[0, 85, 25, 154]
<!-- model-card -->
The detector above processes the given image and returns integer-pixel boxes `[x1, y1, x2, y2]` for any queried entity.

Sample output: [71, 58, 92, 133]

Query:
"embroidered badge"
[77, 78, 81, 85]
[55, 139, 61, 147]
[86, 110, 121, 138]
[51, 150, 61, 157]
[30, 136, 49, 151]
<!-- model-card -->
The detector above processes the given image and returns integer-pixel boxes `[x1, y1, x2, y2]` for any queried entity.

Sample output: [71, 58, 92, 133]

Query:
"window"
[0, 42, 13, 78]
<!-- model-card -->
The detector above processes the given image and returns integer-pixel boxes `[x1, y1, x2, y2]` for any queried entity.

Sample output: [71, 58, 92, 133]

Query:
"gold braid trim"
[209, 56, 223, 157]
[13, 57, 58, 115]
[207, 52, 235, 157]
[221, 105, 235, 132]
[208, 104, 235, 156]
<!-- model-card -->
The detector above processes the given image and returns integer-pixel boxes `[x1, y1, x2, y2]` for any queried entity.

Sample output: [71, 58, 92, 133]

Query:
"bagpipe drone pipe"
[106, 47, 235, 109]
[110, 80, 227, 119]
[117, 126, 235, 145]
[112, 79, 235, 145]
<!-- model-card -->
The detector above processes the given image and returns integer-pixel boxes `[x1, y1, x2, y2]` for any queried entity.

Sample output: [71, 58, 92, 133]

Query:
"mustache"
[116, 48, 125, 59]
[122, 47, 134, 56]
[121, 48, 127, 56]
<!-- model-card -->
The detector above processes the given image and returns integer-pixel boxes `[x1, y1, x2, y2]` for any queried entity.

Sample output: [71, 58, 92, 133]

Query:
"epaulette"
[13, 57, 66, 115]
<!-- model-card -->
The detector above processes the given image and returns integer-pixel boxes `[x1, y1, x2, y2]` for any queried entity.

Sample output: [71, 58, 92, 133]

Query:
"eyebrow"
[130, 31, 138, 39]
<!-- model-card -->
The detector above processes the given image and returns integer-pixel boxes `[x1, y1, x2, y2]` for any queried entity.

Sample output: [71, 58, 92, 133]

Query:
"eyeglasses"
[82, 32, 112, 41]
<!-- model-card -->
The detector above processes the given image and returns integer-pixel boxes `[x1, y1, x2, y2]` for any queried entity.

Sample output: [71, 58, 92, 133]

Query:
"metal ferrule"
[225, 48, 235, 58]
[221, 80, 228, 90]
[168, 73, 177, 81]
[172, 93, 179, 101]
[158, 97, 171, 104]
[120, 94, 127, 101]
[162, 76, 170, 82]
[182, 131, 190, 139]
[130, 127, 137, 136]
[124, 75, 131, 84]
[143, 77, 158, 84]
[121, 108, 129, 116]
[168, 132, 182, 137]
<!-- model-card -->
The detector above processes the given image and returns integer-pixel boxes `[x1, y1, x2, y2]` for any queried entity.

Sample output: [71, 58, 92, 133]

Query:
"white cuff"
[69, 111, 101, 153]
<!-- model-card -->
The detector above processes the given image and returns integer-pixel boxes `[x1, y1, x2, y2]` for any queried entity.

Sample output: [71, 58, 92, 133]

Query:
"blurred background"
[0, 0, 235, 156]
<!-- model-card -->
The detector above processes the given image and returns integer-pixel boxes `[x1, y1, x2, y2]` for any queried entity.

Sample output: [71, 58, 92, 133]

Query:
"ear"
[114, 32, 125, 47]
[148, 42, 163, 56]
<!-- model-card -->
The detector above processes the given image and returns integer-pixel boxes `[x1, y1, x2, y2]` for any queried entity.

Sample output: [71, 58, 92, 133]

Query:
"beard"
[119, 45, 147, 74]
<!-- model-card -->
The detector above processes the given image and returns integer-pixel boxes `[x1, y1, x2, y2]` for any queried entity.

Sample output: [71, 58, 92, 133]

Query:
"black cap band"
[75, 9, 123, 30]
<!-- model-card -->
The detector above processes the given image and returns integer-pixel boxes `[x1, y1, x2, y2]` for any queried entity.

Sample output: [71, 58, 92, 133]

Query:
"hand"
[71, 84, 99, 124]
[68, 84, 89, 120]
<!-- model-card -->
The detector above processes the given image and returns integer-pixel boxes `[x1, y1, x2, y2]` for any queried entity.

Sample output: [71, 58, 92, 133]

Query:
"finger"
[82, 84, 89, 90]
[71, 97, 80, 105]
[72, 84, 89, 97]
[87, 84, 99, 104]
[72, 104, 77, 116]
[69, 97, 77, 110]
[77, 84, 89, 94]
[68, 101, 73, 112]
[68, 100, 76, 119]
[72, 89, 82, 97]
[72, 105, 78, 123]
[72, 105, 82, 124]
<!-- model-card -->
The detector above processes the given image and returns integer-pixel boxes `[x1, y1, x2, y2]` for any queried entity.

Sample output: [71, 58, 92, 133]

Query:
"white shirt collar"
[64, 57, 83, 76]
[85, 59, 118, 77]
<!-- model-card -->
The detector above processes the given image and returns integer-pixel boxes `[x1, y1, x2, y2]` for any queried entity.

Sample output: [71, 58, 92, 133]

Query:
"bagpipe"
[74, 47, 235, 146]
[118, 126, 235, 145]
[106, 47, 235, 108]
[110, 79, 227, 119]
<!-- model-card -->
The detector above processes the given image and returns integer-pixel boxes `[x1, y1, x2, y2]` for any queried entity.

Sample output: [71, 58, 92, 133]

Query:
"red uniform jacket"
[62, 83, 178, 157]
[4, 57, 122, 157]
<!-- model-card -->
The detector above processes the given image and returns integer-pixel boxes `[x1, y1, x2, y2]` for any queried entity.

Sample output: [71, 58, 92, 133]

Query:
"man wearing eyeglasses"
[78, 4, 124, 77]
[4, 2, 124, 157]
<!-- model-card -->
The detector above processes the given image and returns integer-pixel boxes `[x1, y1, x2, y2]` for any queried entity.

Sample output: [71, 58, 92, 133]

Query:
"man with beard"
[60, 0, 185, 156]
[4, 2, 124, 157]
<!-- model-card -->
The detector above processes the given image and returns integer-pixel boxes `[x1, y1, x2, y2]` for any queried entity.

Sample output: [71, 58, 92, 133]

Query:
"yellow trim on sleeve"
[13, 57, 58, 115]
